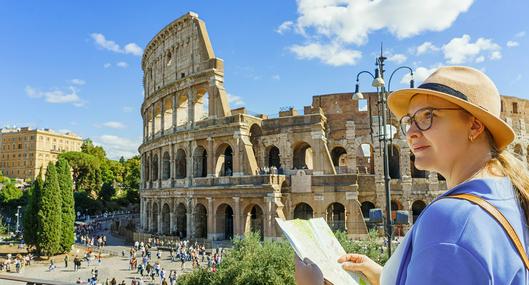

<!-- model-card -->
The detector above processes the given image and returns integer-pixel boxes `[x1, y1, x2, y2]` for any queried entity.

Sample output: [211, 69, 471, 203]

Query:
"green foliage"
[335, 229, 389, 266]
[0, 216, 7, 234]
[36, 163, 62, 256]
[100, 182, 116, 201]
[177, 232, 296, 285]
[56, 158, 75, 252]
[0, 183, 23, 204]
[23, 169, 43, 247]
[73, 191, 103, 214]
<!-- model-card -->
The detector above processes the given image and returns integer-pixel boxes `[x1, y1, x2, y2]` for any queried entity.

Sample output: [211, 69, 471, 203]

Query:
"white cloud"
[102, 121, 126, 129]
[90, 33, 143, 56]
[276, 21, 294, 34]
[70, 79, 86, 85]
[272, 74, 281, 80]
[416, 42, 440, 55]
[94, 135, 140, 159]
[122, 106, 134, 113]
[227, 93, 245, 107]
[123, 43, 143, 56]
[442, 34, 501, 64]
[103, 63, 111, 68]
[116, 61, 128, 68]
[289, 0, 473, 45]
[25, 85, 85, 107]
[289, 42, 362, 66]
[475, 55, 485, 63]
[387, 53, 407, 64]
[515, 31, 526, 38]
[400, 66, 439, 86]
[507, 40, 519, 48]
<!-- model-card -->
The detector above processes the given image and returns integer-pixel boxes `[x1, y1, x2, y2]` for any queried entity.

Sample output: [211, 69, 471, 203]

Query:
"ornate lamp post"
[353, 46, 414, 256]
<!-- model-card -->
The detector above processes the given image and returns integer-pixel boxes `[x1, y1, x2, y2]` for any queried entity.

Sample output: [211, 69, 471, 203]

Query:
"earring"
[469, 135, 474, 142]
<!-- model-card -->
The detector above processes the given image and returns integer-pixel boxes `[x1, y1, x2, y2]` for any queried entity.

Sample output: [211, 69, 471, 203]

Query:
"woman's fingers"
[337, 253, 367, 263]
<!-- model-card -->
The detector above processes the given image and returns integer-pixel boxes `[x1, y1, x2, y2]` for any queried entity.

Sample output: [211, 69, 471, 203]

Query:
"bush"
[335, 229, 389, 266]
[176, 232, 295, 285]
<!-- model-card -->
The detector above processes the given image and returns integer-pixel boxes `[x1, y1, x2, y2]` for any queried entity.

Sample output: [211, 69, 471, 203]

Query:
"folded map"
[276, 217, 369, 285]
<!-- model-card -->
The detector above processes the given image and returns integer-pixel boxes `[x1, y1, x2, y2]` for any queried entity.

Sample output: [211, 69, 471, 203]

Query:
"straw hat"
[387, 66, 515, 150]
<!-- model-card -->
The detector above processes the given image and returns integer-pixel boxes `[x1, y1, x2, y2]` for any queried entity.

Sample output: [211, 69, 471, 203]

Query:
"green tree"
[60, 151, 102, 198]
[0, 183, 23, 204]
[56, 158, 75, 252]
[36, 163, 62, 256]
[23, 169, 43, 247]
[81, 139, 107, 161]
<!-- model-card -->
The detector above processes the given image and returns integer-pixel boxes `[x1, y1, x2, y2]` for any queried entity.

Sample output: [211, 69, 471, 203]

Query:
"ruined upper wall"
[141, 12, 224, 98]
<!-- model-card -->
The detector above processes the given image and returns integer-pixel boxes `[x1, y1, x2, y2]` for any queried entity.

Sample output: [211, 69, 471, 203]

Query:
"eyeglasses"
[399, 107, 464, 134]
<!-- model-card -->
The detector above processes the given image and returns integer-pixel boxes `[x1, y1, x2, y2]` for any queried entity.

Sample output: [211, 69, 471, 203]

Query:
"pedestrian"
[296, 66, 529, 284]
[64, 255, 69, 268]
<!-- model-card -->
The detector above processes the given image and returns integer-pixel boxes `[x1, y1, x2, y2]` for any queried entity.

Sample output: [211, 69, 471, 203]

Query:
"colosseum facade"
[138, 12, 529, 241]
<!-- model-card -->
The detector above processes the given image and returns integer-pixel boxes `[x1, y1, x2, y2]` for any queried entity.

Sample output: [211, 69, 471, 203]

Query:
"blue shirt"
[395, 177, 529, 284]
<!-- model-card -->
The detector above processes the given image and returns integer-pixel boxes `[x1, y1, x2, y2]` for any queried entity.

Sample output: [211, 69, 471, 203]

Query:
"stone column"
[207, 137, 215, 177]
[233, 131, 243, 176]
[172, 94, 177, 132]
[171, 143, 175, 183]
[233, 197, 241, 237]
[187, 140, 194, 186]
[161, 98, 165, 135]
[186, 198, 193, 238]
[264, 197, 272, 239]
[187, 88, 195, 129]
[158, 148, 162, 188]
[207, 197, 214, 240]
[151, 104, 155, 137]
[157, 200, 162, 234]
[169, 198, 175, 235]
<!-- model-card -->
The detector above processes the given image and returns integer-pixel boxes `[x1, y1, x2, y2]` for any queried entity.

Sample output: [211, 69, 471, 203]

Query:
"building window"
[513, 102, 518, 114]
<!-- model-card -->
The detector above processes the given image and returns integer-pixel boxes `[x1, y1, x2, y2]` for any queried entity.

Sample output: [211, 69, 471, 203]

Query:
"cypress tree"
[23, 169, 43, 249]
[56, 158, 75, 252]
[37, 162, 62, 256]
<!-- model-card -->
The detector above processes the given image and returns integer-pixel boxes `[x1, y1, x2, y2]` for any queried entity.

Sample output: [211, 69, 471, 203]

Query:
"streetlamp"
[15, 205, 21, 233]
[353, 45, 414, 257]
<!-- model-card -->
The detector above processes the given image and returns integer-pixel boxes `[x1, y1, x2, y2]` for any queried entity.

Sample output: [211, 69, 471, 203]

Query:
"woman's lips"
[413, 145, 430, 152]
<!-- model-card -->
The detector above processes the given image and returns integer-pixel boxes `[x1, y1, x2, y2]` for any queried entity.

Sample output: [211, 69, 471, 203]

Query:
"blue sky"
[1, 0, 528, 159]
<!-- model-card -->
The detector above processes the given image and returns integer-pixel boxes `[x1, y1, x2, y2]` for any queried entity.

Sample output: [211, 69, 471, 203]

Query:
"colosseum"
[138, 12, 529, 241]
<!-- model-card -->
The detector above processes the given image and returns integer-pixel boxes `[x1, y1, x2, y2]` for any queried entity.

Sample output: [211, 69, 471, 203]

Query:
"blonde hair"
[485, 129, 529, 224]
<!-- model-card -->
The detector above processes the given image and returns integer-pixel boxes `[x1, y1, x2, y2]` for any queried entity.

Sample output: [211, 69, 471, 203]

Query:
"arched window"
[162, 151, 171, 180]
[293, 142, 313, 169]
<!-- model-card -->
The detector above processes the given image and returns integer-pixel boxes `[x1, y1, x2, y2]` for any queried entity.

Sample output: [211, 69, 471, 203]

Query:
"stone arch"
[163, 96, 173, 132]
[154, 102, 162, 134]
[293, 142, 313, 170]
[144, 155, 150, 182]
[151, 202, 159, 233]
[162, 151, 171, 180]
[411, 200, 427, 223]
[175, 203, 187, 238]
[193, 146, 208, 177]
[249, 124, 263, 162]
[514, 144, 523, 160]
[215, 143, 234, 176]
[356, 143, 374, 174]
[326, 202, 346, 232]
[175, 149, 187, 179]
[215, 203, 234, 240]
[244, 204, 264, 239]
[388, 144, 400, 179]
[176, 93, 189, 127]
[331, 146, 347, 173]
[194, 90, 209, 122]
[151, 154, 159, 181]
[194, 203, 208, 239]
[410, 154, 427, 178]
[145, 201, 151, 231]
[161, 203, 171, 234]
[293, 202, 313, 220]
[391, 199, 403, 221]
[280, 180, 290, 193]
[267, 145, 281, 169]
[360, 201, 375, 220]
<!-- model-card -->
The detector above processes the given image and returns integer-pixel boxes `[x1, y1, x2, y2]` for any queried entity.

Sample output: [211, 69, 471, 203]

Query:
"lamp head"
[353, 83, 364, 99]
[372, 68, 385, 87]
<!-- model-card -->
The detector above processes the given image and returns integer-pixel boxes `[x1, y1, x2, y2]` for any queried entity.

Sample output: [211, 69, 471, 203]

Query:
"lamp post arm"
[356, 70, 375, 82]
[387, 66, 414, 93]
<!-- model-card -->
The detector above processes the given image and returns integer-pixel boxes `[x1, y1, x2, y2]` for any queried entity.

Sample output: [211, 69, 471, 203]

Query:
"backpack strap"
[441, 193, 529, 270]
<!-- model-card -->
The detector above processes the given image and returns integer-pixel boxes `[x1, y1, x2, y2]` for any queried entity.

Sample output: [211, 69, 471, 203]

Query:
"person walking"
[64, 255, 69, 268]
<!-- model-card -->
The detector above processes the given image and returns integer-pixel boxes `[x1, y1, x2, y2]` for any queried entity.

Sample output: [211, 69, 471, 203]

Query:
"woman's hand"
[337, 254, 382, 285]
[294, 255, 332, 285]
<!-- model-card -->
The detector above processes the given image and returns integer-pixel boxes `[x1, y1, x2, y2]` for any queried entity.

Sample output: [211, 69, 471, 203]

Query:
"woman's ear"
[469, 117, 485, 140]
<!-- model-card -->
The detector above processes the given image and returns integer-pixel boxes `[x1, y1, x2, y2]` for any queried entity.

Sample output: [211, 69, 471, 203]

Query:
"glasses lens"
[400, 116, 412, 133]
[415, 109, 433, 130]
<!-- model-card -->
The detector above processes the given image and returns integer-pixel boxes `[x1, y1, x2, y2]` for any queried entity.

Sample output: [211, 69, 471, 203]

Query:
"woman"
[296, 66, 529, 284]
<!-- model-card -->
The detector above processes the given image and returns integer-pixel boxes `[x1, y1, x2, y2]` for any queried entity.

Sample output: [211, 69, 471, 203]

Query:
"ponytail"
[485, 130, 529, 225]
